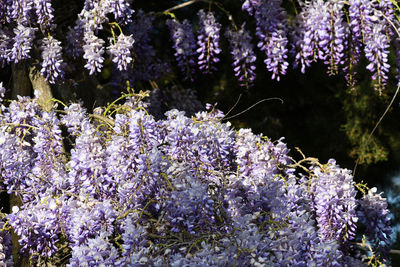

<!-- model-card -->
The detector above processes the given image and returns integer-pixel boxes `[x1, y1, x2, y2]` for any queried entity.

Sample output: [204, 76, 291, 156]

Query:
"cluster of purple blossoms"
[63, 0, 133, 76]
[107, 33, 134, 71]
[226, 24, 257, 88]
[253, 0, 289, 81]
[364, 23, 390, 92]
[349, 0, 391, 91]
[40, 36, 65, 84]
[293, 0, 346, 74]
[358, 187, 392, 260]
[241, 0, 261, 16]
[83, 31, 105, 75]
[311, 159, 358, 244]
[34, 0, 55, 32]
[8, 199, 61, 258]
[0, 218, 13, 266]
[9, 0, 34, 25]
[196, 10, 221, 74]
[167, 19, 197, 80]
[68, 232, 120, 267]
[109, 0, 134, 25]
[0, 28, 11, 67]
[10, 24, 36, 63]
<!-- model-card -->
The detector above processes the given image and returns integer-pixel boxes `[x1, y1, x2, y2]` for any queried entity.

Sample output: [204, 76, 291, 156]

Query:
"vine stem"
[161, 0, 210, 14]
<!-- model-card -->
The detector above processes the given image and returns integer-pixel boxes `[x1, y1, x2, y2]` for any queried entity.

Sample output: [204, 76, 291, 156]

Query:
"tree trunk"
[29, 65, 54, 112]
[11, 62, 32, 98]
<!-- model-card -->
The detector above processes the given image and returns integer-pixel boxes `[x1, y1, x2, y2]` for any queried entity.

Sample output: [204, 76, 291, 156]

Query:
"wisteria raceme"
[348, 0, 375, 68]
[254, 0, 289, 81]
[34, 0, 55, 31]
[0, 218, 12, 266]
[65, 21, 85, 59]
[376, 0, 395, 36]
[8, 0, 33, 25]
[83, 30, 105, 75]
[40, 36, 65, 84]
[311, 159, 358, 244]
[8, 200, 60, 258]
[79, 0, 112, 32]
[349, 0, 375, 41]
[196, 9, 221, 74]
[293, 0, 339, 74]
[107, 33, 134, 71]
[10, 24, 36, 63]
[0, 29, 10, 66]
[358, 187, 392, 260]
[67, 232, 120, 267]
[226, 24, 257, 88]
[109, 0, 134, 25]
[241, 0, 261, 15]
[166, 19, 197, 80]
[364, 22, 391, 92]
[320, 1, 348, 75]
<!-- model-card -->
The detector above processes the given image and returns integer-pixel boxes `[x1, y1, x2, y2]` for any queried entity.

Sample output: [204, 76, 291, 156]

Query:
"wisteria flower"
[107, 33, 134, 71]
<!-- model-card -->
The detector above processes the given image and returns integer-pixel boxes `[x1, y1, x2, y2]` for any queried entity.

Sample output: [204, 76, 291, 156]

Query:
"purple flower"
[83, 30, 105, 75]
[33, 0, 54, 31]
[349, 0, 375, 43]
[7, 198, 61, 258]
[0, 219, 13, 266]
[68, 232, 120, 267]
[358, 187, 392, 260]
[319, 1, 348, 75]
[166, 19, 197, 80]
[40, 36, 65, 84]
[10, 24, 36, 63]
[241, 0, 261, 15]
[78, 0, 111, 33]
[65, 21, 85, 59]
[67, 120, 106, 197]
[196, 10, 221, 74]
[364, 23, 390, 92]
[110, 0, 133, 25]
[254, 0, 288, 80]
[61, 103, 88, 134]
[293, 0, 347, 75]
[226, 24, 257, 88]
[311, 159, 358, 244]
[0, 28, 11, 66]
[8, 0, 33, 25]
[107, 33, 134, 71]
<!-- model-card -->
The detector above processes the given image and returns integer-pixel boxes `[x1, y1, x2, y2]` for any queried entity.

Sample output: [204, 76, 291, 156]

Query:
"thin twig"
[221, 93, 242, 120]
[161, 0, 209, 14]
[222, 97, 284, 121]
